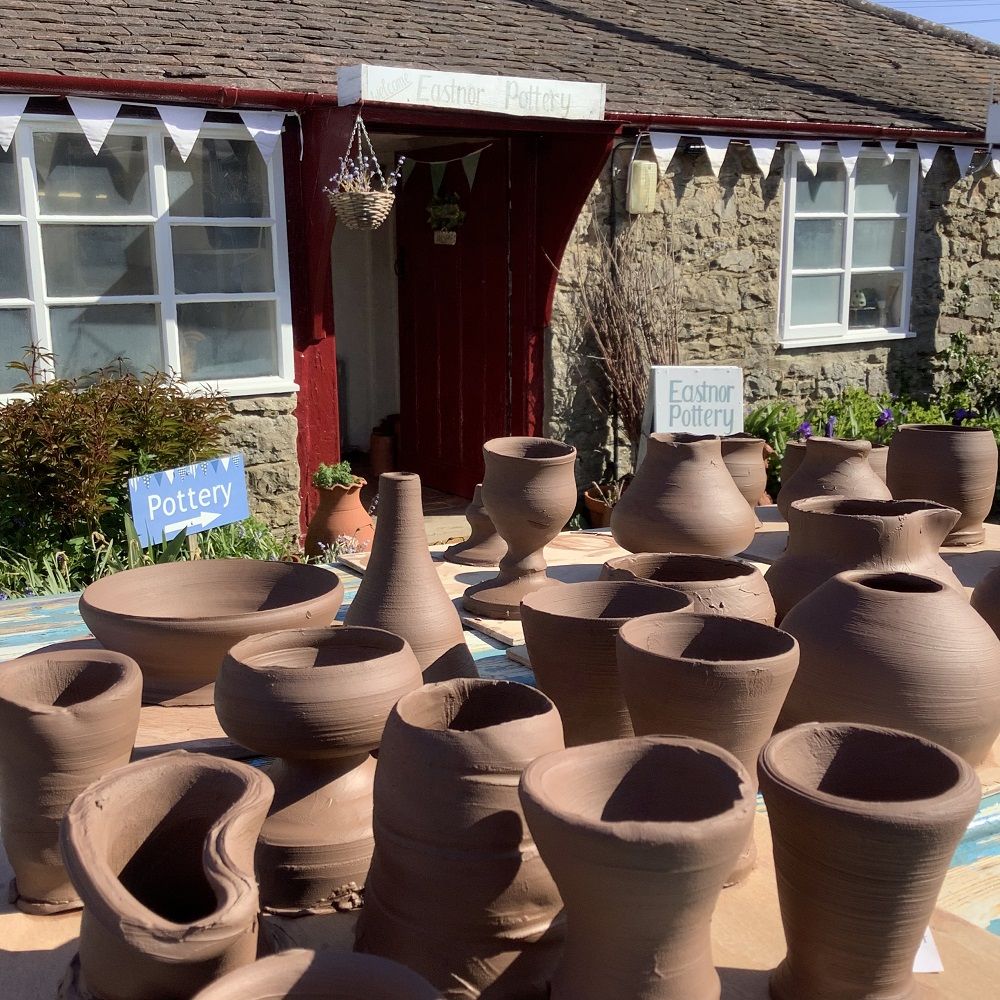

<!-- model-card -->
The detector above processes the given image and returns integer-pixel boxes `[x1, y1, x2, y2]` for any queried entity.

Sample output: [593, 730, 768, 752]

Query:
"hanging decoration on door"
[398, 144, 492, 195]
[427, 192, 467, 245]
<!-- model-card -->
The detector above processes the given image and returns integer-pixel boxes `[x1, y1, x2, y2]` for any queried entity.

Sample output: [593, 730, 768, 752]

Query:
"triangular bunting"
[796, 139, 824, 176]
[429, 160, 446, 195]
[68, 96, 122, 155]
[400, 158, 415, 187]
[917, 142, 939, 176]
[239, 110, 285, 162]
[748, 138, 778, 176]
[158, 104, 207, 162]
[880, 139, 897, 162]
[461, 150, 481, 190]
[702, 136, 733, 176]
[988, 101, 1000, 146]
[952, 145, 976, 178]
[220, 456, 231, 471]
[990, 147, 1000, 177]
[649, 131, 682, 176]
[0, 94, 28, 153]
[837, 139, 863, 177]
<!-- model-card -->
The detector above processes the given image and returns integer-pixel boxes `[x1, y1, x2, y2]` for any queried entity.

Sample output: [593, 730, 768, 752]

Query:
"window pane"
[35, 132, 150, 216]
[41, 225, 155, 297]
[790, 274, 842, 326]
[178, 300, 277, 380]
[852, 219, 908, 269]
[795, 159, 847, 213]
[793, 219, 844, 270]
[167, 137, 269, 218]
[855, 157, 910, 214]
[50, 303, 162, 379]
[0, 143, 19, 214]
[171, 226, 274, 294]
[0, 309, 32, 392]
[849, 274, 903, 330]
[0, 226, 27, 298]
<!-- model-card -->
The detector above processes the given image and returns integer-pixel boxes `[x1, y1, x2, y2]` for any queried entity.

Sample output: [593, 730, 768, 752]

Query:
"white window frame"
[0, 113, 297, 399]
[778, 145, 919, 349]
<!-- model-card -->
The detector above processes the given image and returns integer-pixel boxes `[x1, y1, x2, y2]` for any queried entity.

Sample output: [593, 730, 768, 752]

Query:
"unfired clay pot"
[721, 433, 767, 523]
[764, 497, 964, 622]
[780, 440, 806, 488]
[79, 560, 344, 706]
[521, 581, 693, 746]
[610, 434, 756, 557]
[304, 480, 375, 556]
[462, 437, 578, 620]
[868, 443, 889, 483]
[0, 650, 141, 914]
[972, 561, 1000, 639]
[779, 571, 1000, 764]
[356, 678, 565, 999]
[443, 484, 507, 567]
[760, 723, 981, 1000]
[887, 424, 999, 545]
[600, 552, 776, 625]
[59, 751, 273, 1000]
[215, 627, 422, 914]
[345, 472, 476, 681]
[519, 736, 755, 1000]
[617, 613, 798, 885]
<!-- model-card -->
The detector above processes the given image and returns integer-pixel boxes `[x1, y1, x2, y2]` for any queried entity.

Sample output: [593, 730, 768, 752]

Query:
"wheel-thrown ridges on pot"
[519, 736, 755, 1000]
[721, 434, 768, 509]
[760, 723, 981, 1000]
[780, 440, 806, 489]
[0, 650, 142, 915]
[972, 561, 1000, 640]
[443, 484, 507, 567]
[304, 478, 375, 556]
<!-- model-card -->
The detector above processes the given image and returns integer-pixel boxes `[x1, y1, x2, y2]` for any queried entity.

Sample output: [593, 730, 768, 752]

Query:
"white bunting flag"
[649, 131, 682, 176]
[748, 138, 778, 176]
[989, 147, 1000, 177]
[239, 110, 285, 162]
[702, 136, 733, 176]
[837, 139, 863, 177]
[987, 101, 1000, 146]
[796, 139, 824, 175]
[68, 97, 122, 155]
[0, 94, 28, 153]
[917, 142, 939, 177]
[951, 145, 976, 178]
[158, 104, 207, 162]
[880, 139, 898, 162]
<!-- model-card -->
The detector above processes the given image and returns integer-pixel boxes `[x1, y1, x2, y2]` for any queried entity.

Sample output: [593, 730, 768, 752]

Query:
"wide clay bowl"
[80, 560, 344, 706]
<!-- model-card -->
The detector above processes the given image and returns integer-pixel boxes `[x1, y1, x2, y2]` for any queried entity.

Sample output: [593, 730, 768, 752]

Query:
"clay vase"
[600, 552, 776, 625]
[778, 570, 1000, 764]
[345, 472, 476, 681]
[0, 650, 141, 915]
[304, 480, 375, 556]
[610, 434, 756, 557]
[780, 440, 806, 488]
[462, 437, 578, 620]
[764, 497, 964, 622]
[887, 424, 999, 545]
[617, 613, 798, 885]
[215, 627, 423, 913]
[59, 751, 273, 1000]
[79, 560, 344, 706]
[972, 561, 1000, 639]
[443, 484, 507, 567]
[722, 433, 767, 525]
[519, 736, 754, 1000]
[868, 442, 889, 483]
[356, 678, 565, 999]
[760, 723, 981, 1000]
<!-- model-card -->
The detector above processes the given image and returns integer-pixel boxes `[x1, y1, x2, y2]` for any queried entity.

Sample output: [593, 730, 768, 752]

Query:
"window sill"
[778, 330, 916, 351]
[189, 377, 301, 398]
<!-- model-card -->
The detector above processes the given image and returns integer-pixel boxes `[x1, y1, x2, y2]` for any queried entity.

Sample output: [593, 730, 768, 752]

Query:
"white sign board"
[337, 64, 606, 121]
[643, 366, 745, 437]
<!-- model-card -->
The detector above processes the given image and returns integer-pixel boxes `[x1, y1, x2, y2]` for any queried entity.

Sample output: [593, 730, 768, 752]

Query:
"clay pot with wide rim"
[778, 571, 1000, 764]
[610, 434, 757, 557]
[215, 627, 423, 914]
[356, 678, 565, 999]
[304, 479, 374, 557]
[617, 613, 798, 885]
[521, 581, 693, 746]
[760, 723, 981, 1000]
[887, 424, 999, 545]
[443, 483, 507, 567]
[721, 433, 768, 524]
[0, 650, 142, 915]
[519, 736, 755, 1000]
[780, 440, 806, 488]
[972, 561, 1000, 640]
[79, 560, 344, 706]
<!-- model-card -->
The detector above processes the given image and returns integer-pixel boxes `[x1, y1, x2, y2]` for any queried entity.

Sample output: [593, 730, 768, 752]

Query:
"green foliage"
[744, 401, 802, 497]
[427, 193, 467, 232]
[804, 387, 896, 446]
[312, 460, 358, 489]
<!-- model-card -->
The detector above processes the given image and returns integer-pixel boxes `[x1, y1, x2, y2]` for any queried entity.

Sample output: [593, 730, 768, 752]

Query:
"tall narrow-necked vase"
[443, 484, 507, 567]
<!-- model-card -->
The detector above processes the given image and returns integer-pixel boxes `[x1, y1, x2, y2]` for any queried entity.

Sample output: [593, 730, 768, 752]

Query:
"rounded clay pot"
[356, 678, 565, 999]
[0, 650, 141, 914]
[521, 581, 693, 746]
[780, 440, 806, 488]
[764, 497, 964, 622]
[519, 736, 755, 1000]
[345, 472, 476, 681]
[610, 434, 756, 557]
[887, 424, 999, 546]
[59, 751, 273, 1000]
[721, 434, 768, 522]
[79, 560, 344, 706]
[600, 552, 776, 625]
[215, 627, 423, 914]
[760, 723, 981, 1000]
[304, 480, 374, 557]
[617, 613, 798, 884]
[779, 571, 1000, 764]
[972, 561, 1000, 640]
[443, 484, 507, 567]
[462, 437, 578, 620]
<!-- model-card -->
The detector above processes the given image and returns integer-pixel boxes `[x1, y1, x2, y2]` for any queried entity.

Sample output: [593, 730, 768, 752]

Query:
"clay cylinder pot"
[600, 552, 776, 625]
[0, 650, 141, 915]
[443, 484, 507, 567]
[721, 433, 767, 516]
[521, 581, 693, 746]
[60, 751, 273, 1000]
[304, 480, 375, 556]
[887, 424, 999, 546]
[617, 613, 798, 884]
[972, 561, 1000, 639]
[868, 443, 889, 483]
[760, 723, 981, 1000]
[356, 678, 565, 999]
[345, 472, 476, 681]
[780, 440, 806, 488]
[215, 627, 423, 913]
[779, 571, 1000, 764]
[610, 434, 757, 557]
[519, 736, 755, 1000]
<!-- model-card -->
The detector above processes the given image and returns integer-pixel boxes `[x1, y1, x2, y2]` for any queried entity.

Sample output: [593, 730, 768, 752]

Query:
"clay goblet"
[443, 483, 507, 567]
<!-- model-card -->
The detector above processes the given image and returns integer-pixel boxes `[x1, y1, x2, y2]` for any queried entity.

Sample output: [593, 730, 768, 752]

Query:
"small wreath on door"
[427, 193, 466, 245]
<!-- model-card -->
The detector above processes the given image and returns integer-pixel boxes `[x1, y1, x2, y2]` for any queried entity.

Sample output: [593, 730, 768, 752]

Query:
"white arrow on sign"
[164, 510, 222, 534]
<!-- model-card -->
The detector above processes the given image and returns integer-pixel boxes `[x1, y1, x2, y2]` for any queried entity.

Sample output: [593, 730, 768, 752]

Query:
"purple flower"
[796, 421, 812, 440]
[824, 415, 837, 438]
[875, 407, 893, 429]
[952, 408, 971, 425]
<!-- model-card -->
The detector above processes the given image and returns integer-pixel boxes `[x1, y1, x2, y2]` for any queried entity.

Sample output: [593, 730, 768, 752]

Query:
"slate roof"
[2, 0, 999, 133]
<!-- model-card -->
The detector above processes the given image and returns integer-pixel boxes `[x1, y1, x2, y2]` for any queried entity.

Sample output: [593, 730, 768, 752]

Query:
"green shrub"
[744, 401, 803, 497]
[312, 460, 358, 489]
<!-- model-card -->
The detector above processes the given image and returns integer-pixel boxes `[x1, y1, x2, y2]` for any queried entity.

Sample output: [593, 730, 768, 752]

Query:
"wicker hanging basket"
[327, 189, 396, 231]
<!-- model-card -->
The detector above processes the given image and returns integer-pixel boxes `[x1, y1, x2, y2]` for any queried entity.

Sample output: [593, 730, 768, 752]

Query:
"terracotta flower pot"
[59, 751, 273, 1000]
[582, 485, 614, 528]
[345, 472, 476, 682]
[79, 560, 344, 706]
[868, 442, 889, 483]
[764, 497, 964, 622]
[971, 561, 1000, 639]
[304, 480, 374, 557]
[215, 627, 423, 914]
[356, 678, 565, 999]
[443, 483, 507, 567]
[462, 437, 578, 620]
[520, 581, 693, 746]
[0, 650, 141, 914]
[779, 571, 1000, 763]
[600, 552, 776, 624]
[721, 433, 767, 525]
[610, 434, 756, 557]
[887, 424, 999, 545]
[760, 723, 981, 1000]
[519, 736, 755, 1000]
[780, 439, 806, 488]
[617, 613, 798, 884]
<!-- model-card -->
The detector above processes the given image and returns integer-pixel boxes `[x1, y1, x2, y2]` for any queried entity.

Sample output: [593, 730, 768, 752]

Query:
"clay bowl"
[80, 560, 344, 706]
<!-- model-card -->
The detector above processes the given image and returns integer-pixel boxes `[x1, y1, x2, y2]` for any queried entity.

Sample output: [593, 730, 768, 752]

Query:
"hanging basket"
[328, 190, 396, 231]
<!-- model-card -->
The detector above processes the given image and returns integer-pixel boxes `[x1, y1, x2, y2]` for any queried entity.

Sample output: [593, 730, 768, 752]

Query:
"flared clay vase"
[303, 480, 375, 557]
[972, 560, 1000, 640]
[443, 484, 507, 567]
